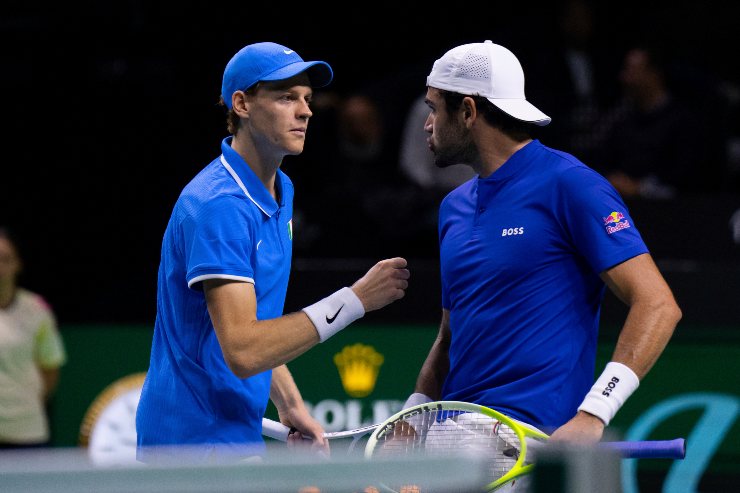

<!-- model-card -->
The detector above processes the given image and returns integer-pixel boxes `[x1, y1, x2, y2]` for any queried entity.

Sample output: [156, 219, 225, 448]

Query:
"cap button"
[484, 40, 493, 43]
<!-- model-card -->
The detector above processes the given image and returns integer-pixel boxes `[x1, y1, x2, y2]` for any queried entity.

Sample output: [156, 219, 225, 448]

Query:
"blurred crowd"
[2, 0, 740, 326]
[282, 0, 740, 259]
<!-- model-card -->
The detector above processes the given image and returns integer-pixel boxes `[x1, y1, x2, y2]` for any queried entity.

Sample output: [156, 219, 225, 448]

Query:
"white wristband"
[402, 393, 433, 431]
[302, 287, 365, 342]
[403, 392, 433, 410]
[577, 362, 640, 426]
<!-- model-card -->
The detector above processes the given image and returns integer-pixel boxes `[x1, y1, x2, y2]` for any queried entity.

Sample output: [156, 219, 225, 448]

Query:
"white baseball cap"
[426, 40, 551, 126]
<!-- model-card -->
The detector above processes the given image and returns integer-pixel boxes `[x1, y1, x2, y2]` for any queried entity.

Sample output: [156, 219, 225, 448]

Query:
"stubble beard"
[433, 130, 477, 169]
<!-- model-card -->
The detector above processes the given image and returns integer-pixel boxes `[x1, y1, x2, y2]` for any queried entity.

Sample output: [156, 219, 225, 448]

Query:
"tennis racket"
[262, 417, 381, 454]
[364, 401, 686, 492]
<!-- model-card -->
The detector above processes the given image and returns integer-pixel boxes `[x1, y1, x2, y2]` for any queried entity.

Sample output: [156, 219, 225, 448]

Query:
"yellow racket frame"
[364, 400, 549, 491]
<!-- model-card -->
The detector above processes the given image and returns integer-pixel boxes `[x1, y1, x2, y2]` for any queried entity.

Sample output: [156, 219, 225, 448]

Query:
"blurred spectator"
[334, 93, 429, 254]
[525, 0, 620, 162]
[335, 94, 398, 199]
[722, 88, 740, 194]
[0, 227, 66, 448]
[731, 208, 740, 245]
[289, 92, 425, 256]
[592, 44, 721, 199]
[399, 94, 476, 202]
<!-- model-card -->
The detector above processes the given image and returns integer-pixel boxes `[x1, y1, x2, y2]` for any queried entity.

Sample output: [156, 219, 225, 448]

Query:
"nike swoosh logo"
[326, 305, 344, 324]
[283, 50, 294, 54]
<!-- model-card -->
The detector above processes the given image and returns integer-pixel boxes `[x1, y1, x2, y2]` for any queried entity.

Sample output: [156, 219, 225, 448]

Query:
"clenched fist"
[351, 257, 410, 312]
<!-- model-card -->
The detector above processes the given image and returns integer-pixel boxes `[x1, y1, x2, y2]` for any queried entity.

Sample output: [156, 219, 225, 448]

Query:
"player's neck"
[478, 131, 532, 178]
[230, 134, 280, 200]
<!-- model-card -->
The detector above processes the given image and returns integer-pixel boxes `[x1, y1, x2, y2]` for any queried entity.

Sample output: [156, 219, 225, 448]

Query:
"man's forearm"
[269, 365, 306, 415]
[611, 295, 681, 378]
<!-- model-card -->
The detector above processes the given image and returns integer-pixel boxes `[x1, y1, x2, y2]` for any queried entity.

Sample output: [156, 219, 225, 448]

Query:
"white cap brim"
[489, 98, 551, 126]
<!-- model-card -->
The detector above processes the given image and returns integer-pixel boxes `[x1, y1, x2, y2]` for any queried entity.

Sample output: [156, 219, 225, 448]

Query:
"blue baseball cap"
[221, 42, 334, 109]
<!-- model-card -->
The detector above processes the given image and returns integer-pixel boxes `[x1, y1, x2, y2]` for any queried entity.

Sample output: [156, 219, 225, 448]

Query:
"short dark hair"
[440, 91, 534, 142]
[218, 83, 262, 135]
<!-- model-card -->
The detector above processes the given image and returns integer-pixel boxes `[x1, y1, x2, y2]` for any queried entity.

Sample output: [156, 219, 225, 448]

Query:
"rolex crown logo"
[334, 343, 384, 398]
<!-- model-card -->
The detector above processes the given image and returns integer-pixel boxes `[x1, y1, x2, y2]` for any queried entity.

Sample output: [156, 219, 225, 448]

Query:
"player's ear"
[232, 91, 250, 118]
[461, 97, 476, 126]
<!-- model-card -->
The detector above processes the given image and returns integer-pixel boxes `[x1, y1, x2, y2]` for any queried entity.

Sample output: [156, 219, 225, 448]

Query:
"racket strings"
[375, 409, 523, 483]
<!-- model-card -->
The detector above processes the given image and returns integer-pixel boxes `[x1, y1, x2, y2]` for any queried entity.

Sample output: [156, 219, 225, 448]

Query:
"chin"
[282, 141, 305, 155]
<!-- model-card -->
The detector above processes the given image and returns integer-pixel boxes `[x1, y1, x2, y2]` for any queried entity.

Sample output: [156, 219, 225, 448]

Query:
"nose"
[424, 113, 433, 133]
[299, 99, 313, 120]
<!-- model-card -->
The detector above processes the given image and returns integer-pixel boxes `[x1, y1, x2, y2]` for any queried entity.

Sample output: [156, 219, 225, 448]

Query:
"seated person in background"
[594, 45, 716, 199]
[291, 92, 428, 257]
[525, 0, 620, 165]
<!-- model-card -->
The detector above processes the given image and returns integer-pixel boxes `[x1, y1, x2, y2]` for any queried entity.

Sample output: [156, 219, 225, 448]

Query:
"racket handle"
[262, 418, 291, 441]
[603, 438, 686, 459]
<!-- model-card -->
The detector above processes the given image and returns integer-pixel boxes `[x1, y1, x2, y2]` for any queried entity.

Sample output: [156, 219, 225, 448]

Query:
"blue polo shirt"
[439, 140, 648, 431]
[136, 137, 294, 462]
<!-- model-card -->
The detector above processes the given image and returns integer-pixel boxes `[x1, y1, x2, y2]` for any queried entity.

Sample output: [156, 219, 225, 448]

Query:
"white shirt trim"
[220, 155, 271, 217]
[188, 273, 255, 289]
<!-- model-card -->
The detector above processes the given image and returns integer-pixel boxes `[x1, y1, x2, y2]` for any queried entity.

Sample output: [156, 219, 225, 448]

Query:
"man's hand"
[376, 420, 418, 457]
[548, 411, 605, 445]
[281, 409, 330, 458]
[351, 257, 410, 312]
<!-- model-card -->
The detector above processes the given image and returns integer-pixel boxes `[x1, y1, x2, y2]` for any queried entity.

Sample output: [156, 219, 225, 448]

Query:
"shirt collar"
[220, 136, 280, 217]
[479, 139, 544, 184]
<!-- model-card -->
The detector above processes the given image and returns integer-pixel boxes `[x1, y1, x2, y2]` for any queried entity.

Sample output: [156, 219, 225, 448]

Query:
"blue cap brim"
[261, 61, 333, 88]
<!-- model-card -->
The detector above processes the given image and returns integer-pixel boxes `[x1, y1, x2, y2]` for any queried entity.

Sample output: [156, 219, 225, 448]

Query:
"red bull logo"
[603, 211, 631, 234]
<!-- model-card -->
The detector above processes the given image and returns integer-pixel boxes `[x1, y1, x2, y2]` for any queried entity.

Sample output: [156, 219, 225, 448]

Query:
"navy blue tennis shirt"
[136, 137, 294, 461]
[439, 139, 648, 431]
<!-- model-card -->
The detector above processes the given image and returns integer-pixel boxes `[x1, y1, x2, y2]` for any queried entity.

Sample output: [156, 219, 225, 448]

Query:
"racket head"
[364, 401, 548, 491]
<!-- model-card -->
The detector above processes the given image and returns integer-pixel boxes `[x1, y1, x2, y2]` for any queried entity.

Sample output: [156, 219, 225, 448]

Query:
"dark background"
[3, 0, 740, 325]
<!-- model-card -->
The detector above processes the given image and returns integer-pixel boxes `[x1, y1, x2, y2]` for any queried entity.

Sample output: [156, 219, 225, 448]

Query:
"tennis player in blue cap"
[136, 42, 410, 464]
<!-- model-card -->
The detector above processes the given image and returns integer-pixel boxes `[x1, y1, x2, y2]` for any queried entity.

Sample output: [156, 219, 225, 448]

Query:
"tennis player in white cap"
[403, 39, 680, 490]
